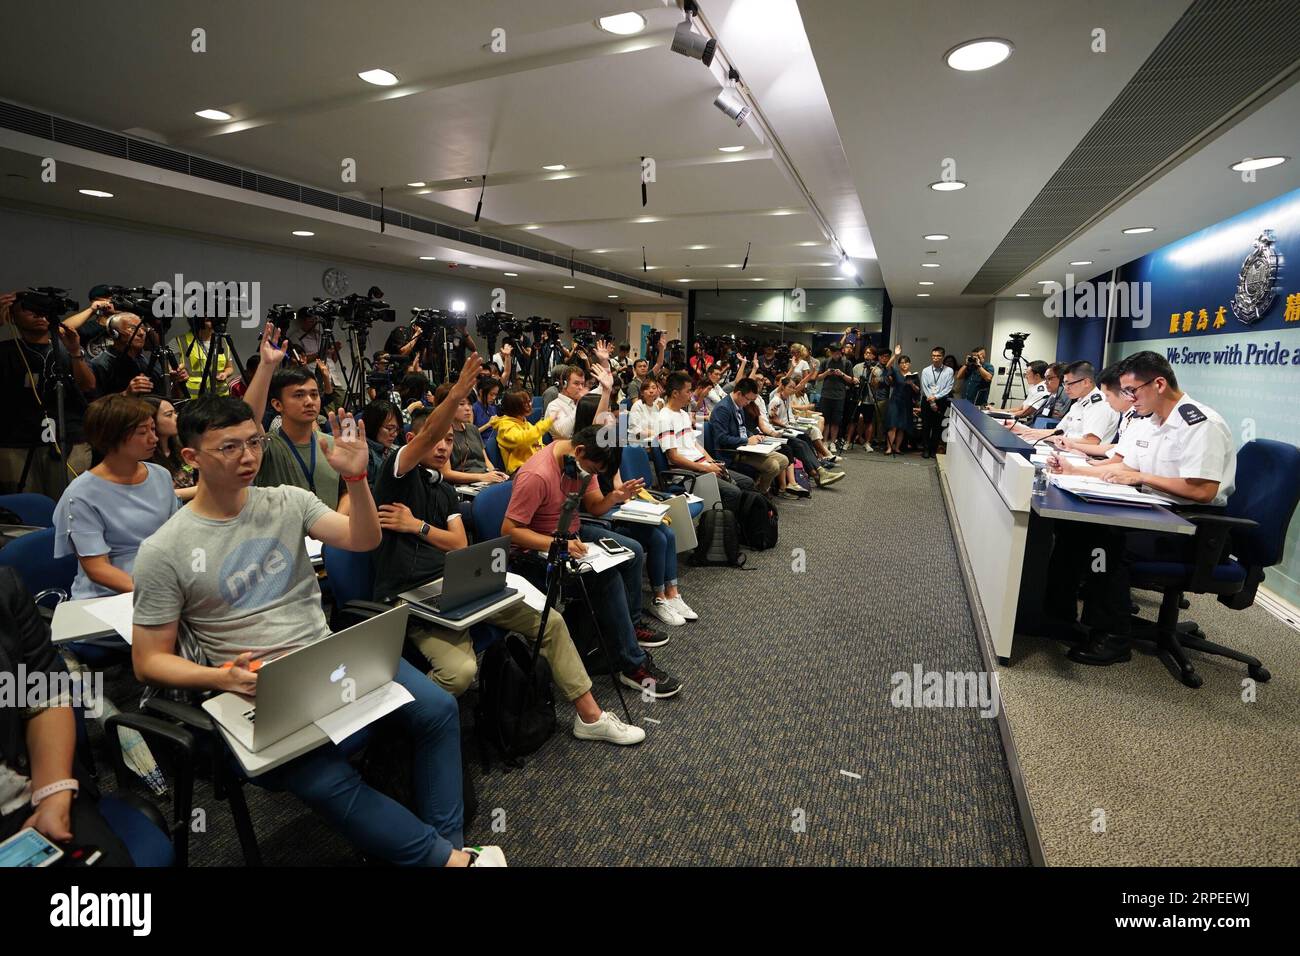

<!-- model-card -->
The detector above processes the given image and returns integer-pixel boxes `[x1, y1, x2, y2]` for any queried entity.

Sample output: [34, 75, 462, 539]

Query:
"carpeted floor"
[95, 447, 1031, 866]
[996, 593, 1300, 867]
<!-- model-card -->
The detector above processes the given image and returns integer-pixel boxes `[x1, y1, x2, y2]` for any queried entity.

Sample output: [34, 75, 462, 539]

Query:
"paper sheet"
[304, 537, 323, 561]
[82, 592, 135, 644]
[313, 681, 414, 745]
[1053, 474, 1177, 505]
[507, 572, 547, 613]
[617, 500, 670, 517]
[571, 546, 636, 574]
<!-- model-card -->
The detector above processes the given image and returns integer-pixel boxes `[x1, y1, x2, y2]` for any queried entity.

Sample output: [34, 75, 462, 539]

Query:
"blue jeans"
[616, 521, 677, 591]
[257, 659, 463, 866]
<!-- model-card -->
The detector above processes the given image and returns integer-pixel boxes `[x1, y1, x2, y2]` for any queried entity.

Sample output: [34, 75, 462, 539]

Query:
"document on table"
[83, 592, 135, 644]
[314, 681, 414, 745]
[614, 500, 670, 519]
[507, 572, 547, 613]
[1030, 450, 1087, 466]
[737, 439, 785, 457]
[304, 536, 323, 562]
[571, 546, 635, 574]
[1053, 474, 1177, 506]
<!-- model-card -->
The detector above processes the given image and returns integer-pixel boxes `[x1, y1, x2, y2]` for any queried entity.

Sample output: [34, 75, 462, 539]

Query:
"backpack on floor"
[736, 490, 779, 550]
[692, 502, 745, 567]
[792, 461, 813, 492]
[475, 632, 556, 769]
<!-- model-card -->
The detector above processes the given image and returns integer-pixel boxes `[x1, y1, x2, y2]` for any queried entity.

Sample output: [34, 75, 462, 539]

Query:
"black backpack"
[692, 502, 745, 567]
[475, 632, 557, 768]
[735, 490, 779, 550]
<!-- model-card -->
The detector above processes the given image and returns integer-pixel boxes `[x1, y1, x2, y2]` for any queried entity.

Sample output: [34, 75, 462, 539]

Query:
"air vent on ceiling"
[0, 101, 51, 138]
[129, 139, 188, 173]
[54, 118, 128, 158]
[191, 157, 243, 189]
[965, 0, 1300, 295]
[300, 186, 339, 211]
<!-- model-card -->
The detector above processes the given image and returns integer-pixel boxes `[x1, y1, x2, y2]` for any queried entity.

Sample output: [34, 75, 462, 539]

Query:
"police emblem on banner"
[1230, 230, 1279, 325]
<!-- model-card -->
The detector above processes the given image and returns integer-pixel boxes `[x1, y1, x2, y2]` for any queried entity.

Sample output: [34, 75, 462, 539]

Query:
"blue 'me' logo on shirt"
[219, 539, 295, 609]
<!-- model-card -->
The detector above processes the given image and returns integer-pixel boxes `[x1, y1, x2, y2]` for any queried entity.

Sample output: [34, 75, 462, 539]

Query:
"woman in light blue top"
[54, 394, 180, 600]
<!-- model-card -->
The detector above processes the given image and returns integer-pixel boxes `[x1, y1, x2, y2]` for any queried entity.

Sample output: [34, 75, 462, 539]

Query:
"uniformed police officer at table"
[1042, 351, 1237, 664]
[1009, 360, 1119, 446]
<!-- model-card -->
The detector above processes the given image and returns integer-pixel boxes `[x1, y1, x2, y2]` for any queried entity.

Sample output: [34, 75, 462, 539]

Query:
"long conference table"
[944, 400, 1194, 662]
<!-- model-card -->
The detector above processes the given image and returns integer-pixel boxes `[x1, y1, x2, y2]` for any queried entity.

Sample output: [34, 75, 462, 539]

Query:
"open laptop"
[207, 605, 409, 753]
[399, 535, 518, 622]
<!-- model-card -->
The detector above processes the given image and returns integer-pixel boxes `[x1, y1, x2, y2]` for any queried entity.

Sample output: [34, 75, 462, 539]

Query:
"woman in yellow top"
[493, 389, 552, 473]
[174, 319, 232, 398]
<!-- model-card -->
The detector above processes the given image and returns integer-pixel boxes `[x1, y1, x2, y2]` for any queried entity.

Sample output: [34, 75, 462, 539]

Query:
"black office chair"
[1127, 439, 1300, 688]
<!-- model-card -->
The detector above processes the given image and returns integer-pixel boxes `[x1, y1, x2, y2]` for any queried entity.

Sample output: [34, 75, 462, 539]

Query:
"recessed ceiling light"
[607, 295, 619, 298]
[923, 233, 950, 241]
[1231, 156, 1287, 172]
[292, 230, 315, 237]
[724, 264, 742, 268]
[718, 145, 745, 153]
[918, 281, 935, 286]
[945, 38, 1014, 72]
[592, 249, 611, 254]
[1122, 226, 1156, 234]
[676, 279, 692, 283]
[358, 69, 399, 86]
[1037, 279, 1055, 285]
[541, 164, 567, 172]
[597, 12, 647, 35]
[751, 278, 765, 281]
[504, 272, 518, 277]
[634, 216, 660, 224]
[1069, 260, 1093, 266]
[1015, 293, 1031, 297]
[769, 209, 795, 216]
[195, 108, 232, 121]
[407, 181, 426, 187]
[917, 293, 931, 297]
[929, 181, 967, 191]
[418, 256, 437, 261]
[416, 189, 432, 195]
[921, 262, 941, 268]
[796, 241, 820, 247]
[686, 244, 710, 250]
[78, 189, 113, 198]
[522, 224, 541, 230]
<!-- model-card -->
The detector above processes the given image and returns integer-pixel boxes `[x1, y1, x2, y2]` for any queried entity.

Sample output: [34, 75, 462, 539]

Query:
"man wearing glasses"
[1009, 360, 1117, 445]
[1042, 351, 1237, 665]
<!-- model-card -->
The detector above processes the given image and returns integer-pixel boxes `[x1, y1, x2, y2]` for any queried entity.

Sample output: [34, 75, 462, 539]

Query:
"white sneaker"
[650, 598, 686, 626]
[573, 710, 647, 745]
[666, 595, 698, 621]
[465, 845, 508, 867]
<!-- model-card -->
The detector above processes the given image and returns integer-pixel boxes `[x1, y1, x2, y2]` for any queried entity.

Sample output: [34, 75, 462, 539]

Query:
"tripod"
[998, 350, 1029, 409]
[533, 489, 632, 723]
[16, 321, 78, 493]
[184, 319, 247, 398]
[340, 322, 375, 409]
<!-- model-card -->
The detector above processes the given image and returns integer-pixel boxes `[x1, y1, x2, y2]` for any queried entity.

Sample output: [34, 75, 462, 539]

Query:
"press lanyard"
[281, 431, 316, 492]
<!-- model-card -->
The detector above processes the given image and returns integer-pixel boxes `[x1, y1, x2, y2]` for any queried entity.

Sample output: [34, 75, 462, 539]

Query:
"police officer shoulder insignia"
[1179, 404, 1207, 425]
[1087, 393, 1102, 404]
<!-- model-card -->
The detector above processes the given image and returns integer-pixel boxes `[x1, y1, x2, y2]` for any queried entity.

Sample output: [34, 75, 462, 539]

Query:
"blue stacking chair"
[528, 396, 545, 424]
[0, 492, 57, 527]
[623, 445, 703, 521]
[484, 433, 506, 471]
[1126, 439, 1300, 688]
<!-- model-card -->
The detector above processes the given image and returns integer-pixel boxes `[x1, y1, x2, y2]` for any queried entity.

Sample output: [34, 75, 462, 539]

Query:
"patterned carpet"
[96, 447, 1031, 866]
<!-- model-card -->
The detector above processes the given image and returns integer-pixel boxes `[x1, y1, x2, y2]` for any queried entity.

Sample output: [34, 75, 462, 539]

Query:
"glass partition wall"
[689, 288, 887, 360]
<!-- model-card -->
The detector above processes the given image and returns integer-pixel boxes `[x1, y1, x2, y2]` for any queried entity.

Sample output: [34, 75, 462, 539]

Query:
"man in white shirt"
[1012, 361, 1118, 446]
[918, 347, 954, 458]
[996, 360, 1052, 420]
[545, 366, 586, 439]
[1045, 362, 1142, 459]
[655, 371, 754, 512]
[1044, 351, 1237, 665]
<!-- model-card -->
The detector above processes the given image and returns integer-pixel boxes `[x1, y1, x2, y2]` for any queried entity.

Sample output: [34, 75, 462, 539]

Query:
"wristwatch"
[418, 521, 430, 538]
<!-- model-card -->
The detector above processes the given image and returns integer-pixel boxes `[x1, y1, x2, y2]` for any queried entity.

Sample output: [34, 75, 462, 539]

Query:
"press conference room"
[0, 0, 1297, 906]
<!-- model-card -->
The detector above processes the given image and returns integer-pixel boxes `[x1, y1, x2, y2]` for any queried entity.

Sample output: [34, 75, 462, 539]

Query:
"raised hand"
[593, 363, 614, 392]
[500, 342, 513, 357]
[259, 322, 288, 368]
[320, 409, 368, 478]
[450, 352, 483, 401]
[593, 338, 611, 364]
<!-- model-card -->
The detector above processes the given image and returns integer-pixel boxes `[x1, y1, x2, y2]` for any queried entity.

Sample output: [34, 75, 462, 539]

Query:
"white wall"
[0, 205, 628, 360]
[889, 306, 992, 359]
[983, 297, 1060, 404]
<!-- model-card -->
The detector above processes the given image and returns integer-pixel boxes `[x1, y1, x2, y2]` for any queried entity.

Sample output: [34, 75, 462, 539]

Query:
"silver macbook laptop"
[208, 605, 409, 753]
[399, 535, 517, 622]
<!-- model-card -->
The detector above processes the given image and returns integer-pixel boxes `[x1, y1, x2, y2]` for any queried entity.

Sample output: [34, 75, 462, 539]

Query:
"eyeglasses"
[1062, 377, 1088, 388]
[203, 435, 274, 460]
[1120, 378, 1157, 399]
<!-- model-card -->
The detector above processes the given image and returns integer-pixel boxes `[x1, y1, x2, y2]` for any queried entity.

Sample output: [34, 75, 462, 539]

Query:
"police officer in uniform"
[1046, 361, 1145, 457]
[1043, 351, 1237, 664]
[1011, 360, 1118, 445]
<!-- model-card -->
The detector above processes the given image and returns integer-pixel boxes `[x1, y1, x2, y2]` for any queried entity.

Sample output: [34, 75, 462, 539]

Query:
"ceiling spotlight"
[418, 256, 437, 261]
[1069, 260, 1093, 266]
[839, 256, 857, 277]
[923, 233, 950, 241]
[598, 12, 647, 36]
[945, 38, 1014, 72]
[195, 108, 232, 121]
[1122, 226, 1156, 234]
[714, 85, 751, 127]
[504, 272, 518, 277]
[407, 182, 426, 187]
[921, 262, 941, 268]
[929, 181, 967, 191]
[78, 189, 113, 198]
[292, 230, 315, 237]
[671, 2, 716, 66]
[358, 69, 399, 86]
[1231, 156, 1287, 172]
[918, 281, 935, 286]
[541, 164, 566, 171]
[450, 300, 466, 312]
[718, 146, 745, 153]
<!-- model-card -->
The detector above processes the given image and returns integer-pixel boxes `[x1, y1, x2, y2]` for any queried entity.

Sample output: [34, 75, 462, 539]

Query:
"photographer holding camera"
[0, 290, 99, 496]
[89, 313, 188, 399]
[955, 345, 994, 406]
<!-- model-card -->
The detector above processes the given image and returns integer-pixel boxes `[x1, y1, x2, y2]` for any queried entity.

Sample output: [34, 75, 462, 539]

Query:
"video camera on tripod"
[13, 287, 78, 320]
[1003, 331, 1029, 359]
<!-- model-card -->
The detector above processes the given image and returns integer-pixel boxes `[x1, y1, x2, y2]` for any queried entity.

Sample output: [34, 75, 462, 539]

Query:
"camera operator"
[0, 291, 98, 496]
[996, 360, 1053, 420]
[89, 313, 188, 399]
[955, 345, 994, 405]
[174, 317, 234, 398]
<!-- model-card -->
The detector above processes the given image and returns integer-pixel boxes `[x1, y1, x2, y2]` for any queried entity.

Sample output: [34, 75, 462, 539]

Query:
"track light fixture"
[671, 1, 716, 67]
[714, 68, 750, 126]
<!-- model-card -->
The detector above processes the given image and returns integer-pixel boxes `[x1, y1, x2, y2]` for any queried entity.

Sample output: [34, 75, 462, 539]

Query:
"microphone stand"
[532, 486, 632, 723]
